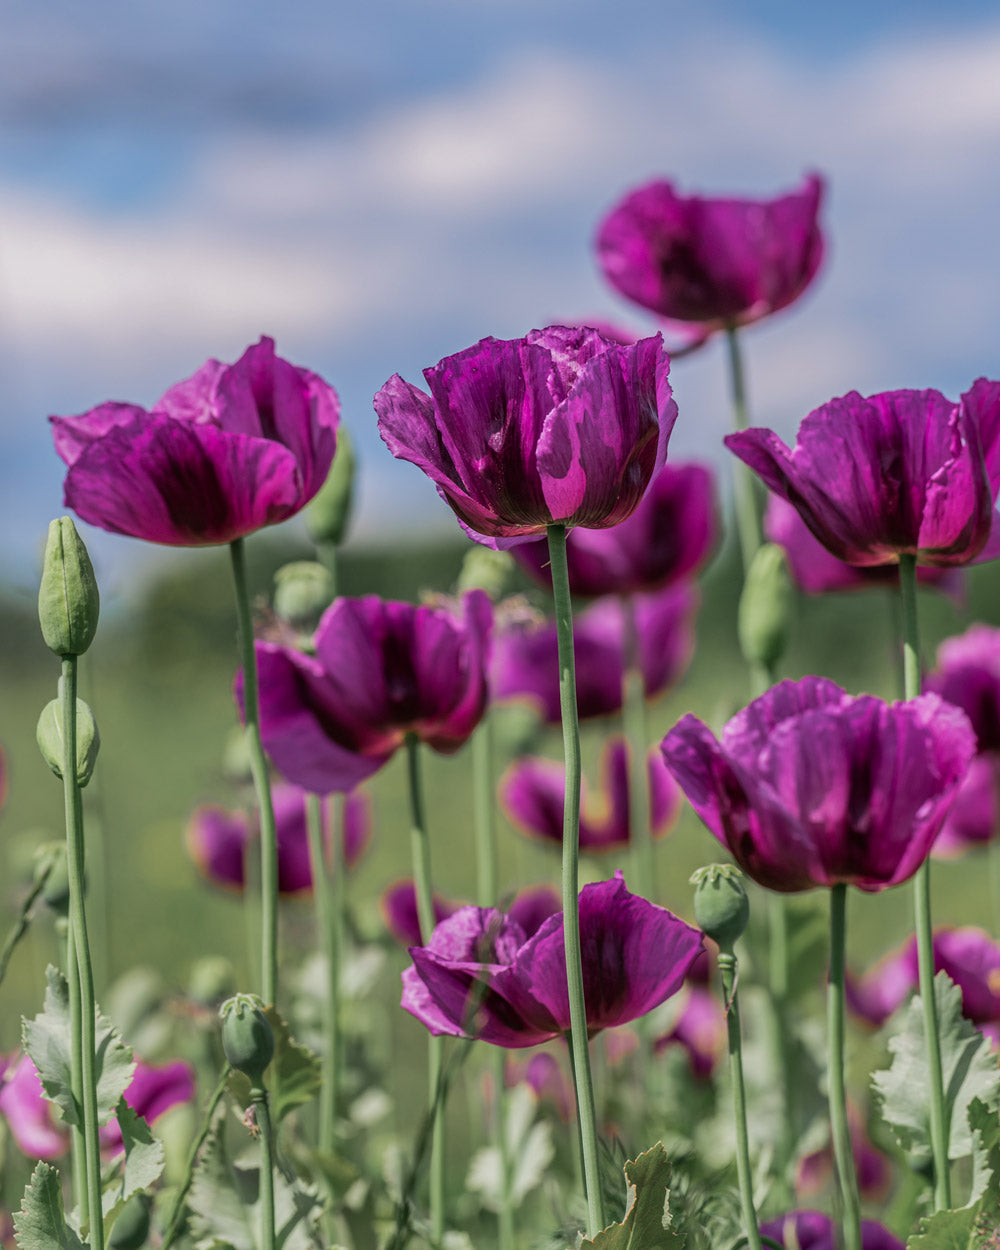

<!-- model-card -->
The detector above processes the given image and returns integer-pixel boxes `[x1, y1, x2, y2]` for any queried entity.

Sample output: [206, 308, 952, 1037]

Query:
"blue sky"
[3, 0, 1000, 593]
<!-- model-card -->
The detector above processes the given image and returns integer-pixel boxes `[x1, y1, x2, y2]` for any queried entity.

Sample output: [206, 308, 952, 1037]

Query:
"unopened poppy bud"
[272, 561, 335, 631]
[691, 864, 749, 950]
[36, 694, 100, 788]
[455, 547, 515, 602]
[38, 517, 100, 657]
[738, 542, 793, 669]
[35, 843, 72, 916]
[306, 427, 355, 547]
[108, 1194, 150, 1250]
[220, 993, 274, 1083]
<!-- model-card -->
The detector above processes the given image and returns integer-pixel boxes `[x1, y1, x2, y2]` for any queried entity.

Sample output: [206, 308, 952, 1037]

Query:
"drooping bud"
[690, 864, 749, 950]
[455, 546, 515, 602]
[305, 427, 355, 548]
[108, 1194, 150, 1250]
[272, 561, 335, 631]
[737, 542, 793, 669]
[220, 993, 274, 1084]
[35, 843, 72, 917]
[38, 517, 100, 657]
[36, 693, 100, 788]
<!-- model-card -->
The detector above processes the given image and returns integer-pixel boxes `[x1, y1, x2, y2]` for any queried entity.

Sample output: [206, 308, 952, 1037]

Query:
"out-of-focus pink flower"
[0, 1054, 68, 1160]
[796, 1105, 892, 1201]
[492, 586, 696, 724]
[186, 783, 371, 895]
[727, 382, 1000, 568]
[375, 327, 677, 541]
[596, 175, 824, 330]
[760, 1210, 902, 1250]
[383, 882, 560, 949]
[100, 1059, 196, 1155]
[51, 338, 340, 546]
[765, 496, 965, 598]
[653, 985, 725, 1080]
[499, 737, 679, 853]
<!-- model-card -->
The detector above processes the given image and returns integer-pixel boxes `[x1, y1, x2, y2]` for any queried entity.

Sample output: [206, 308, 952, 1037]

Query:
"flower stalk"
[621, 597, 655, 900]
[546, 522, 606, 1237]
[305, 794, 341, 1155]
[827, 883, 862, 1250]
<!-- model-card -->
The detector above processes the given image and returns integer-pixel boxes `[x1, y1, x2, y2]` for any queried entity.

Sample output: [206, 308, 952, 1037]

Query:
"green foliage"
[13, 1160, 86, 1250]
[580, 1143, 685, 1250]
[873, 973, 1000, 1165]
[466, 1084, 554, 1212]
[226, 1006, 321, 1123]
[101, 1100, 165, 1233]
[22, 966, 134, 1128]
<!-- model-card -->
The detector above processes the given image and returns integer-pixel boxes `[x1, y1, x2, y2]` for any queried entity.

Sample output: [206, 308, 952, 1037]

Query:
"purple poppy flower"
[760, 1211, 903, 1250]
[506, 1051, 575, 1122]
[401, 871, 703, 1047]
[374, 326, 677, 541]
[765, 496, 965, 598]
[100, 1059, 196, 1156]
[51, 338, 340, 547]
[186, 783, 371, 895]
[660, 677, 976, 893]
[0, 1054, 68, 1160]
[492, 585, 695, 723]
[499, 736, 680, 853]
[847, 927, 1000, 1045]
[596, 175, 824, 330]
[726, 382, 1000, 568]
[510, 462, 719, 598]
[933, 753, 1000, 855]
[246, 590, 493, 793]
[652, 985, 725, 1080]
[383, 881, 560, 948]
[927, 624, 1000, 751]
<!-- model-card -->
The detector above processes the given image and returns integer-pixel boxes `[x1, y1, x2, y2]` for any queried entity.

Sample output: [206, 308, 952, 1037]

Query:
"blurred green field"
[1, 522, 998, 1083]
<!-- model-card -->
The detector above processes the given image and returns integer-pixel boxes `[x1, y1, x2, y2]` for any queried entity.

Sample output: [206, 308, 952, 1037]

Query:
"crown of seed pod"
[219, 993, 275, 1084]
[38, 517, 100, 657]
[691, 864, 750, 950]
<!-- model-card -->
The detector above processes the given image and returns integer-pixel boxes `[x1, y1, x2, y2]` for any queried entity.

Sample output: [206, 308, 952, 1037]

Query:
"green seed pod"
[38, 517, 100, 657]
[455, 547, 515, 602]
[737, 542, 794, 669]
[690, 864, 750, 950]
[36, 695, 100, 788]
[220, 993, 274, 1083]
[272, 561, 335, 631]
[306, 427, 355, 548]
[108, 1193, 150, 1250]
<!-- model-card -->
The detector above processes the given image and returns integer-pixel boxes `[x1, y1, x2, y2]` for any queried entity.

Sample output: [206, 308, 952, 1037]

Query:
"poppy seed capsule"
[691, 864, 749, 950]
[737, 542, 793, 669]
[36, 696, 100, 788]
[272, 561, 335, 631]
[38, 517, 100, 657]
[219, 994, 274, 1083]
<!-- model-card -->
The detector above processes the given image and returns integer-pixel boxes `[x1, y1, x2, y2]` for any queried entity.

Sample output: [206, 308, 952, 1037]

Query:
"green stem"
[65, 922, 88, 1232]
[160, 1066, 230, 1250]
[827, 884, 862, 1250]
[621, 597, 655, 901]
[546, 523, 606, 1237]
[60, 658, 104, 1250]
[305, 795, 340, 1155]
[405, 734, 445, 1241]
[229, 538, 279, 1007]
[717, 949, 762, 1250]
[725, 325, 763, 572]
[253, 1091, 277, 1250]
[899, 552, 951, 1210]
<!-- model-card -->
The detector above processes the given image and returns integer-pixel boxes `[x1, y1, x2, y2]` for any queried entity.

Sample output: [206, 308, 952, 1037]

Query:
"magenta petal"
[382, 880, 463, 947]
[933, 753, 1000, 856]
[760, 1211, 903, 1250]
[505, 886, 560, 939]
[102, 1059, 196, 1155]
[0, 1055, 68, 1160]
[186, 804, 250, 891]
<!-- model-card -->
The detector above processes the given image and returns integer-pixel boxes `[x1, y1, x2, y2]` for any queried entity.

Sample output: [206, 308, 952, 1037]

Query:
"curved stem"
[717, 949, 762, 1250]
[827, 884, 862, 1250]
[621, 596, 655, 900]
[405, 735, 445, 1241]
[305, 795, 340, 1155]
[230, 538, 279, 1007]
[546, 523, 606, 1237]
[899, 552, 951, 1209]
[61, 658, 104, 1250]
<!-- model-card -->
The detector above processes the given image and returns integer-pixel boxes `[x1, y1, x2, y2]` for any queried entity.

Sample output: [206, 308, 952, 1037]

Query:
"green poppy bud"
[690, 864, 749, 950]
[35, 843, 72, 917]
[306, 427, 355, 548]
[737, 542, 794, 669]
[220, 993, 274, 1084]
[38, 517, 100, 657]
[455, 547, 515, 602]
[272, 561, 335, 631]
[108, 1194, 150, 1250]
[36, 694, 100, 788]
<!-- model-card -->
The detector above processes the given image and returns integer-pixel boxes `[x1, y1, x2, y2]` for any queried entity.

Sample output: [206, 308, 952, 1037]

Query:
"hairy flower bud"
[38, 517, 100, 657]
[738, 542, 793, 669]
[272, 561, 335, 631]
[220, 993, 274, 1084]
[36, 694, 100, 788]
[691, 864, 749, 950]
[306, 426, 355, 547]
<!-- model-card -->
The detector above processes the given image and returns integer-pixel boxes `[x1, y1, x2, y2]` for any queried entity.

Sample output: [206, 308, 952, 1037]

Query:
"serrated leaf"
[101, 1100, 165, 1232]
[187, 1124, 318, 1250]
[13, 1160, 86, 1250]
[873, 972, 1000, 1163]
[227, 1008, 320, 1124]
[581, 1142, 685, 1250]
[22, 967, 134, 1129]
